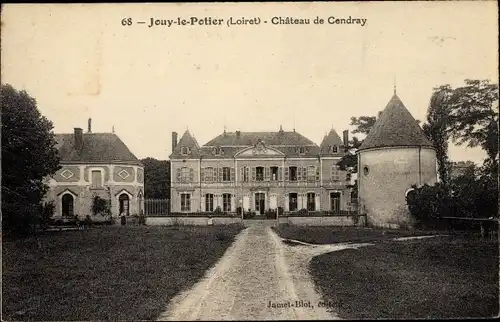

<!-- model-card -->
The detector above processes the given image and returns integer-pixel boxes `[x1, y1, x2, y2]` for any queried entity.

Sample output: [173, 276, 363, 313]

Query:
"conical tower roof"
[359, 94, 433, 151]
[320, 128, 344, 155]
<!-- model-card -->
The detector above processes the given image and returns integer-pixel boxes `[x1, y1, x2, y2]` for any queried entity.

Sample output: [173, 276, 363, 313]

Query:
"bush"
[243, 209, 255, 219]
[298, 208, 308, 216]
[265, 209, 277, 219]
[277, 207, 284, 216]
[406, 175, 498, 229]
[213, 206, 223, 216]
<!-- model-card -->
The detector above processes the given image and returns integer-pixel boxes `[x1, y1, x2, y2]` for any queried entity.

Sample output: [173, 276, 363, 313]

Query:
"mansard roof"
[204, 131, 317, 147]
[169, 129, 328, 159]
[319, 128, 344, 155]
[54, 133, 141, 164]
[359, 94, 433, 151]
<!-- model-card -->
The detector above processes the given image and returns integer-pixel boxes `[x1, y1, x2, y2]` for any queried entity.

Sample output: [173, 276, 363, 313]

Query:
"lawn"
[273, 225, 499, 319]
[2, 224, 245, 321]
[273, 224, 434, 244]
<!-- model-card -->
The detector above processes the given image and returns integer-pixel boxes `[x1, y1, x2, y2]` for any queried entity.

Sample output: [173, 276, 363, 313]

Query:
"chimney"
[74, 128, 83, 152]
[88, 118, 92, 133]
[343, 130, 349, 149]
[378, 111, 383, 119]
[172, 132, 178, 152]
[279, 125, 284, 133]
[236, 130, 241, 137]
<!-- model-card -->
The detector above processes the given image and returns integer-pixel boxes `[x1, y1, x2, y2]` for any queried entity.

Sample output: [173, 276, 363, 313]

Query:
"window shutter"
[176, 168, 181, 182]
[230, 194, 235, 212]
[189, 168, 194, 182]
[284, 167, 289, 181]
[218, 167, 223, 182]
[331, 166, 335, 181]
[230, 167, 235, 182]
[315, 166, 320, 181]
[201, 168, 205, 182]
[315, 195, 321, 211]
[278, 167, 283, 181]
[240, 167, 244, 182]
[246, 167, 250, 181]
[213, 168, 217, 182]
[285, 194, 289, 211]
[252, 167, 256, 181]
[264, 167, 270, 181]
[302, 167, 307, 181]
[297, 167, 302, 181]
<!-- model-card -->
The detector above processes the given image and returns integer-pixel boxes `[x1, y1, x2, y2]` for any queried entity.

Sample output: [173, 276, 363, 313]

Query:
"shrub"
[243, 210, 255, 219]
[298, 208, 308, 216]
[213, 206, 223, 216]
[92, 195, 111, 217]
[265, 209, 277, 219]
[277, 207, 284, 216]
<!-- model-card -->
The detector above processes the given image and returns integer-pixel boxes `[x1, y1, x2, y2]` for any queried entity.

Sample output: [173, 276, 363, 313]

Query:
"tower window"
[363, 166, 369, 175]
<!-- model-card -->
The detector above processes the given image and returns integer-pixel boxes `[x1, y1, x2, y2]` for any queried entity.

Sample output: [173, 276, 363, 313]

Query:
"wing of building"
[45, 119, 144, 220]
[169, 126, 353, 214]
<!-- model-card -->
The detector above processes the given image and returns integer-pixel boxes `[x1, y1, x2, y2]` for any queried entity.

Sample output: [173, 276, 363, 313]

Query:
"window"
[180, 193, 191, 211]
[204, 167, 214, 182]
[289, 193, 298, 211]
[223, 193, 232, 212]
[307, 166, 316, 181]
[331, 166, 340, 182]
[242, 166, 249, 182]
[91, 170, 103, 189]
[332, 145, 338, 153]
[307, 193, 316, 211]
[181, 147, 191, 155]
[256, 166, 264, 181]
[213, 147, 223, 155]
[289, 166, 298, 181]
[222, 167, 231, 182]
[299, 147, 305, 154]
[205, 193, 214, 212]
[181, 167, 191, 182]
[270, 166, 279, 181]
[364, 166, 369, 175]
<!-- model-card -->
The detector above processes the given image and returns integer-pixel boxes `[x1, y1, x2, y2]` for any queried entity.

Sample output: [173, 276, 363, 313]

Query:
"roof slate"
[54, 133, 140, 164]
[359, 94, 433, 150]
[170, 130, 327, 159]
[319, 128, 345, 155]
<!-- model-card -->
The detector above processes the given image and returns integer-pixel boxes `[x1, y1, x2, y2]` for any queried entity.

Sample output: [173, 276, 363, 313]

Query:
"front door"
[330, 192, 341, 213]
[255, 193, 265, 215]
[119, 194, 130, 215]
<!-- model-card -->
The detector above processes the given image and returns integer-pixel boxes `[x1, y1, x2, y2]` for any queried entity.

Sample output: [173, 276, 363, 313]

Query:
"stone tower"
[357, 92, 437, 228]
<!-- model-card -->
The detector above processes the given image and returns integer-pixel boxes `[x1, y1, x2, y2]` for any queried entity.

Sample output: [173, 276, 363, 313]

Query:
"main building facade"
[169, 127, 354, 214]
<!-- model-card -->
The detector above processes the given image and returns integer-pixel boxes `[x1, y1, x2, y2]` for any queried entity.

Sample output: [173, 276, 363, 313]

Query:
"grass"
[272, 224, 434, 244]
[2, 224, 245, 321]
[272, 225, 499, 319]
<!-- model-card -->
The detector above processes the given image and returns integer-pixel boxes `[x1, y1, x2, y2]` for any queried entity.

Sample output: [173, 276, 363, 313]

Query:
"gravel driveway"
[157, 221, 339, 321]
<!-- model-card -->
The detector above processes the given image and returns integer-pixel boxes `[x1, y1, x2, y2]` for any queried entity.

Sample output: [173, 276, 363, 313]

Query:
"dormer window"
[181, 147, 191, 155]
[213, 147, 223, 155]
[299, 147, 305, 154]
[332, 145, 338, 153]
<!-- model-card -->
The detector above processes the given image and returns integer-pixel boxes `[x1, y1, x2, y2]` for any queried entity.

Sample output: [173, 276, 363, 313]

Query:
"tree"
[337, 118, 375, 171]
[447, 79, 499, 176]
[1, 84, 61, 236]
[141, 158, 170, 199]
[350, 116, 377, 136]
[422, 85, 454, 192]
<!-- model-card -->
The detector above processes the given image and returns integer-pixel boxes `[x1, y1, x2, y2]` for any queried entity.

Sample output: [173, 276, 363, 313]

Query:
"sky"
[2, 2, 498, 162]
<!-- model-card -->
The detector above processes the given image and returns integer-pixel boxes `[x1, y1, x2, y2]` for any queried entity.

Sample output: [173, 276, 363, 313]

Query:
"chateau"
[44, 119, 145, 220]
[169, 126, 354, 214]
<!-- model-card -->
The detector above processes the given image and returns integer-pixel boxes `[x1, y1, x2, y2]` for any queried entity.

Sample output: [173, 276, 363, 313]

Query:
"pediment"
[235, 142, 285, 157]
